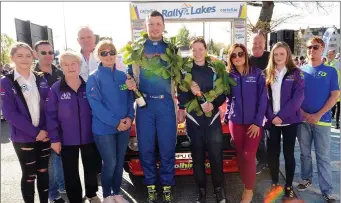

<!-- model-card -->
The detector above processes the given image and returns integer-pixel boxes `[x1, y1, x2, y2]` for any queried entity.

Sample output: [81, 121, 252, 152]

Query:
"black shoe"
[336, 123, 340, 129]
[147, 185, 157, 203]
[162, 186, 172, 203]
[51, 198, 66, 203]
[283, 186, 295, 200]
[196, 188, 206, 203]
[213, 187, 226, 203]
[323, 194, 339, 203]
[296, 180, 312, 191]
[256, 163, 267, 175]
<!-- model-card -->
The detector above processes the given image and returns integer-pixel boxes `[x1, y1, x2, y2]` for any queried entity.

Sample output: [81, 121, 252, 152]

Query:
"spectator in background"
[325, 49, 340, 129]
[33, 40, 66, 203]
[249, 29, 270, 175]
[77, 26, 99, 82]
[299, 56, 306, 67]
[294, 57, 299, 66]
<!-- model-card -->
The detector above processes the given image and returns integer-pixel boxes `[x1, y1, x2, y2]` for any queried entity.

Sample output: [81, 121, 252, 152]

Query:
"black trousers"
[13, 141, 50, 203]
[187, 120, 224, 189]
[266, 124, 298, 187]
[256, 128, 268, 165]
[332, 101, 340, 123]
[61, 143, 100, 203]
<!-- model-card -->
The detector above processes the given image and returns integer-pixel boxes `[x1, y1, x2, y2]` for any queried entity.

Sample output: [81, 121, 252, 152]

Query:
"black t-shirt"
[35, 64, 64, 87]
[249, 51, 270, 71]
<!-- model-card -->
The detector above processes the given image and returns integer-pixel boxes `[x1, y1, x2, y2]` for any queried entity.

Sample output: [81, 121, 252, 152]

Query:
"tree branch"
[247, 1, 262, 7]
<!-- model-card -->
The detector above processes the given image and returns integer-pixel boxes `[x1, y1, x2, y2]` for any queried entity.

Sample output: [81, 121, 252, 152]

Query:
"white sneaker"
[103, 196, 115, 203]
[113, 195, 129, 203]
[87, 195, 102, 203]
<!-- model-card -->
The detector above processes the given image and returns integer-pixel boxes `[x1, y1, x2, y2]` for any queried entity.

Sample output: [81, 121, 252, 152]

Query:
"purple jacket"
[265, 68, 304, 127]
[1, 71, 49, 143]
[45, 77, 93, 145]
[225, 67, 267, 127]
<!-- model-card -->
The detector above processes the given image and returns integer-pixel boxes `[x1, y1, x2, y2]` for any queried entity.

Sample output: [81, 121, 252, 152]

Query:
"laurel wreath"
[122, 32, 237, 117]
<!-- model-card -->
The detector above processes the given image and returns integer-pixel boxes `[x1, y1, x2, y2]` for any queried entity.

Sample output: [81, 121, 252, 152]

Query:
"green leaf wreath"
[122, 32, 237, 117]
[184, 56, 237, 117]
[122, 31, 193, 92]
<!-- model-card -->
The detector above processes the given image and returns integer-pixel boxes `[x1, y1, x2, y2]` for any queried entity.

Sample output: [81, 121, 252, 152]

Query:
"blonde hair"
[94, 39, 117, 61]
[265, 42, 297, 86]
[10, 42, 33, 56]
[59, 50, 81, 66]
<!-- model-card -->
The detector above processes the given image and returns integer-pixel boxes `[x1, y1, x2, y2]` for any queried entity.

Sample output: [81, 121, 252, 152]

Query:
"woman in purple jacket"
[225, 43, 267, 203]
[45, 51, 101, 203]
[1, 42, 50, 203]
[264, 42, 304, 200]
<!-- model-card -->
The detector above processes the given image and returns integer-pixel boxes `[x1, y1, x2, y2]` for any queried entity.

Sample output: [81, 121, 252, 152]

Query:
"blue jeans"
[48, 150, 65, 200]
[297, 123, 333, 195]
[94, 132, 130, 198]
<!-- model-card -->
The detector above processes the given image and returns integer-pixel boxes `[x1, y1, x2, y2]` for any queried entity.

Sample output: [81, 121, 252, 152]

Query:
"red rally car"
[123, 102, 238, 179]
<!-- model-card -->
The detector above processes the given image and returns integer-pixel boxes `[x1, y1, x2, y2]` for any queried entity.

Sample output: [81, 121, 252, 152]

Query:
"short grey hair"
[77, 25, 94, 38]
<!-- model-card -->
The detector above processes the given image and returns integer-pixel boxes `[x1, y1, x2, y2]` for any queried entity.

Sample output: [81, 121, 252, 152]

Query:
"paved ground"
[280, 121, 340, 203]
[1, 120, 339, 203]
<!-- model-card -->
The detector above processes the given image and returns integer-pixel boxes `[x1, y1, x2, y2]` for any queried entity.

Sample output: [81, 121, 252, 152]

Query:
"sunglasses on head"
[40, 51, 54, 55]
[100, 50, 116, 57]
[306, 45, 320, 50]
[230, 51, 245, 59]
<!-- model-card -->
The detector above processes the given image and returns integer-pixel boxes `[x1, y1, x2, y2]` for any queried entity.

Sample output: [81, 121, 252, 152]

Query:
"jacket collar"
[98, 63, 116, 72]
[14, 69, 36, 81]
[34, 63, 59, 74]
[60, 76, 86, 92]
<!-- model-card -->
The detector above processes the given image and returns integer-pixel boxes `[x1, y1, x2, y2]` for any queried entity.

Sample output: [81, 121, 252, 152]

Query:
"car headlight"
[128, 137, 139, 151]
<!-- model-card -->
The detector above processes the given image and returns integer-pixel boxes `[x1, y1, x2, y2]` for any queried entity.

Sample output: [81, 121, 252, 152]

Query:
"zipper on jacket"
[240, 76, 244, 124]
[76, 92, 82, 145]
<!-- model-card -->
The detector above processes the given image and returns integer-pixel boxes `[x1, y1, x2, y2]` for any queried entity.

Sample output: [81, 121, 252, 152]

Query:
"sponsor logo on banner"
[220, 8, 238, 13]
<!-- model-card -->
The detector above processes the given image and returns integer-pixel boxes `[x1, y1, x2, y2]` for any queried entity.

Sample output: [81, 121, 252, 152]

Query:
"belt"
[142, 93, 165, 99]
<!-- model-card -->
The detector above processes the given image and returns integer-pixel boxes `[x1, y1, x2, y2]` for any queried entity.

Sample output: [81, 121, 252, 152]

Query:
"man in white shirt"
[77, 26, 99, 82]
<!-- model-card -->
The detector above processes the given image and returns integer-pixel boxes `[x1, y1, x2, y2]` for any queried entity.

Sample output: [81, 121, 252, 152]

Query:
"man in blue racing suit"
[126, 10, 177, 203]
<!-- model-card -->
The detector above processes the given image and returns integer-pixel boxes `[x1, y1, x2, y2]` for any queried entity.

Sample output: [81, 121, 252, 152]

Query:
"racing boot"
[162, 186, 172, 203]
[214, 187, 226, 203]
[147, 185, 157, 203]
[196, 188, 206, 203]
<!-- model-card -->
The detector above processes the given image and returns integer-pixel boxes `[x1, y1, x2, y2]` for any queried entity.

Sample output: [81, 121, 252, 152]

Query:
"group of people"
[1, 10, 340, 203]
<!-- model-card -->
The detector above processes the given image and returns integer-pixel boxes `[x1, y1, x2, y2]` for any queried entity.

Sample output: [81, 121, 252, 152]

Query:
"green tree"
[175, 26, 191, 47]
[0, 34, 14, 66]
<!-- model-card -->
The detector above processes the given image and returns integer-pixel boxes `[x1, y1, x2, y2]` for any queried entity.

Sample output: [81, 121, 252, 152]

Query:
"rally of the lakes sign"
[130, 2, 247, 20]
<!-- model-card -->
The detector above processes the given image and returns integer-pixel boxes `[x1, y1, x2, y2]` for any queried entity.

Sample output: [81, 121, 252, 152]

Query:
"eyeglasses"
[100, 50, 116, 57]
[230, 51, 245, 59]
[306, 45, 320, 50]
[40, 51, 54, 55]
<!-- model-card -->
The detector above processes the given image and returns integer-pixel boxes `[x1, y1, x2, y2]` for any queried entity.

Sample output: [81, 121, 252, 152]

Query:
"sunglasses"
[100, 50, 116, 57]
[40, 51, 54, 55]
[230, 51, 245, 59]
[306, 45, 320, 50]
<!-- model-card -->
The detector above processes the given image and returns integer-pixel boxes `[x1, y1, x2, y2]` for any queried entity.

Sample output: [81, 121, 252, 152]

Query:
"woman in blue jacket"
[264, 42, 304, 200]
[225, 43, 267, 203]
[45, 51, 101, 203]
[86, 40, 134, 203]
[1, 42, 50, 203]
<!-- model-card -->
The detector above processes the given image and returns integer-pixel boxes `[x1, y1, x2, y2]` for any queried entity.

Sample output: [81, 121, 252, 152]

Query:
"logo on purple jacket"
[61, 92, 71, 100]
[39, 81, 49, 89]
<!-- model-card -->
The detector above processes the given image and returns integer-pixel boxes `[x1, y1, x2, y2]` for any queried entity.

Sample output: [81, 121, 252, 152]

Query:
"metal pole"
[62, 2, 68, 50]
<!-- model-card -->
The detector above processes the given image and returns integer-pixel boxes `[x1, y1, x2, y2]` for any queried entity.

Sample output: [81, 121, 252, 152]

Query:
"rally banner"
[130, 2, 247, 20]
[322, 27, 337, 57]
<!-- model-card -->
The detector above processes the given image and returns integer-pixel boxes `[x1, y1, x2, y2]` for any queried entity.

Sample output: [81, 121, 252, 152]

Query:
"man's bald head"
[77, 25, 96, 52]
[251, 30, 266, 57]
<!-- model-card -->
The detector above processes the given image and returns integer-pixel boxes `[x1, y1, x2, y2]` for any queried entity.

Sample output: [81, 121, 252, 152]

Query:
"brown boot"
[240, 189, 253, 203]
